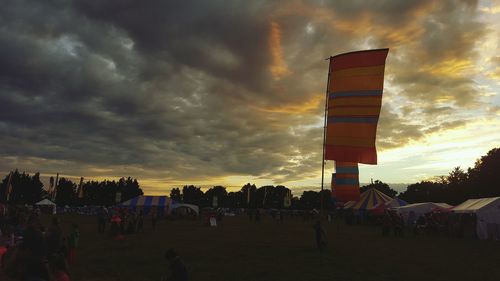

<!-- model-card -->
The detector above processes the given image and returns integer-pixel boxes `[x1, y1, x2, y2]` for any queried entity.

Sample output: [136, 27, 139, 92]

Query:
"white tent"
[35, 198, 57, 214]
[171, 203, 199, 216]
[35, 199, 56, 206]
[453, 197, 500, 240]
[393, 202, 453, 224]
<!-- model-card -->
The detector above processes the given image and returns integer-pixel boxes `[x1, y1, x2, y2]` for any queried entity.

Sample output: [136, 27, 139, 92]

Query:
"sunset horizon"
[1, 0, 499, 195]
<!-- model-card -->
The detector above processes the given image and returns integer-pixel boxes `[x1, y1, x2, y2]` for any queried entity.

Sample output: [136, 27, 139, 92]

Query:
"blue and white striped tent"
[120, 195, 174, 214]
[385, 197, 408, 208]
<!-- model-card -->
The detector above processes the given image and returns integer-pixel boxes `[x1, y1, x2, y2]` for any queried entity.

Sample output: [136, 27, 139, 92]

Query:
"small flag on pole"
[52, 173, 59, 201]
[77, 177, 84, 199]
[48, 176, 54, 194]
[115, 191, 122, 203]
[6, 172, 13, 202]
[284, 190, 291, 208]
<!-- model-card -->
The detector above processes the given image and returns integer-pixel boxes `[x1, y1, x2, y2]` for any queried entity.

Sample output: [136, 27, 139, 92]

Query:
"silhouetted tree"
[0, 170, 46, 204]
[300, 191, 320, 210]
[226, 191, 244, 208]
[241, 183, 257, 208]
[170, 188, 182, 202]
[399, 181, 446, 204]
[360, 180, 398, 197]
[205, 186, 228, 208]
[468, 148, 500, 198]
[121, 177, 143, 202]
[182, 185, 204, 206]
[55, 178, 77, 206]
[290, 196, 301, 209]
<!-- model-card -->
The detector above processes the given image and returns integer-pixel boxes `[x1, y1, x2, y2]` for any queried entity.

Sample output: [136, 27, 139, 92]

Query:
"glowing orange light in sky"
[269, 21, 291, 80]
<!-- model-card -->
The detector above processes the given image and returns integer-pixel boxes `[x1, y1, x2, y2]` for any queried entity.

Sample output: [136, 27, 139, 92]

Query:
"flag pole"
[6, 171, 13, 202]
[321, 57, 332, 217]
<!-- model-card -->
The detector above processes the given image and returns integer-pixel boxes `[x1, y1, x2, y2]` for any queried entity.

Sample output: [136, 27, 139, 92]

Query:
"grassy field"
[18, 214, 500, 281]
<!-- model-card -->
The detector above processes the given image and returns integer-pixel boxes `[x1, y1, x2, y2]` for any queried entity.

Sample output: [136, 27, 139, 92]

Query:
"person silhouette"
[314, 220, 327, 253]
[163, 249, 188, 281]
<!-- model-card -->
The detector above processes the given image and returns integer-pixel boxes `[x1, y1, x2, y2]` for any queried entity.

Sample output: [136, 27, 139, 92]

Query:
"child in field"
[67, 224, 79, 264]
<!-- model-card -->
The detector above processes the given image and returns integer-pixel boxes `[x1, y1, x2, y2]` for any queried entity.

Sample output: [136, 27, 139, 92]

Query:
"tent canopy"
[120, 196, 200, 216]
[120, 195, 173, 208]
[393, 202, 453, 223]
[171, 203, 199, 215]
[35, 199, 56, 206]
[344, 188, 393, 210]
[385, 197, 408, 208]
[452, 197, 500, 240]
[394, 202, 452, 213]
[371, 197, 408, 215]
[453, 197, 500, 213]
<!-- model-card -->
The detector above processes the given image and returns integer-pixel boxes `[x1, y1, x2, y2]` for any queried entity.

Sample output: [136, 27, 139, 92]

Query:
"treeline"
[169, 184, 333, 210]
[399, 148, 500, 205]
[0, 172, 143, 206]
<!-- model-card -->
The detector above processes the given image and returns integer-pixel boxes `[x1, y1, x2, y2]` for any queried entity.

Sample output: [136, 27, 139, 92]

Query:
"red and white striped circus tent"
[343, 188, 392, 210]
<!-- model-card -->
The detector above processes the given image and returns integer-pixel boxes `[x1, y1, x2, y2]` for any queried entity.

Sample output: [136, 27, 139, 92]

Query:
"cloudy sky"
[1, 0, 499, 194]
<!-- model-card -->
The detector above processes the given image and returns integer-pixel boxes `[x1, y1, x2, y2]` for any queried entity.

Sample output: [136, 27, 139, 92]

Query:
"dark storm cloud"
[73, 0, 277, 96]
[0, 0, 493, 191]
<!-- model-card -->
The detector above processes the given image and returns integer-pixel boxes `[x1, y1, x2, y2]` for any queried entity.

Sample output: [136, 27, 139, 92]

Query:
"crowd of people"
[3, 202, 482, 280]
[343, 208, 480, 239]
[0, 205, 78, 281]
[95, 207, 163, 239]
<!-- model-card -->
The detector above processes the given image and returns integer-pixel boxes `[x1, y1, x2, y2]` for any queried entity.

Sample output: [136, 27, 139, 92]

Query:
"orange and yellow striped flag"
[325, 49, 389, 164]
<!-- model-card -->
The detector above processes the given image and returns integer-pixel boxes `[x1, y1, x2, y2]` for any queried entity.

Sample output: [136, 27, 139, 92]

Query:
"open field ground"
[8, 214, 500, 281]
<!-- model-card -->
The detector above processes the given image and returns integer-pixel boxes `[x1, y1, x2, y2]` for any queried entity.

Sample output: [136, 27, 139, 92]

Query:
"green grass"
[26, 214, 500, 281]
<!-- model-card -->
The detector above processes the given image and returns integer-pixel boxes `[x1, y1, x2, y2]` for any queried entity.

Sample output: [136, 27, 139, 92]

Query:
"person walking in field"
[314, 220, 327, 253]
[162, 249, 188, 281]
[46, 217, 63, 257]
[97, 207, 107, 234]
[67, 224, 79, 264]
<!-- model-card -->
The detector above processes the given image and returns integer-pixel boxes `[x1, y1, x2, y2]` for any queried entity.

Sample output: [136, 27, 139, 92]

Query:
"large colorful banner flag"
[331, 162, 360, 202]
[325, 48, 389, 164]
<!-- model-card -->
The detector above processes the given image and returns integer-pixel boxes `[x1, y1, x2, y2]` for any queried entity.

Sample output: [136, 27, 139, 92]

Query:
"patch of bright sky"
[360, 118, 500, 183]
[478, 0, 500, 104]
[264, 115, 500, 194]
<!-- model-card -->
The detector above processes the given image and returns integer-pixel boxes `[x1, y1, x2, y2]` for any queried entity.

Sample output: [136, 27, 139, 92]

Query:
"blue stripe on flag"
[328, 116, 379, 123]
[336, 167, 359, 174]
[329, 90, 382, 99]
[334, 178, 359, 185]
